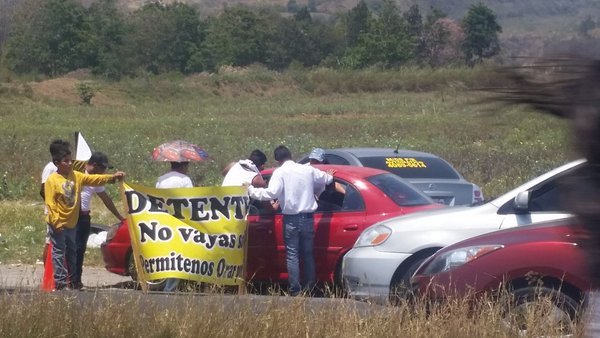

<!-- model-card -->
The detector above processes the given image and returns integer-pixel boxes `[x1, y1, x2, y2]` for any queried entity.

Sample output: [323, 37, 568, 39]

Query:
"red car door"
[245, 200, 278, 282]
[270, 180, 367, 283]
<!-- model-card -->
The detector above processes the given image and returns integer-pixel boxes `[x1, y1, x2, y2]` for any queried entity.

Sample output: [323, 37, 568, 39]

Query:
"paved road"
[0, 264, 132, 290]
[0, 264, 385, 316]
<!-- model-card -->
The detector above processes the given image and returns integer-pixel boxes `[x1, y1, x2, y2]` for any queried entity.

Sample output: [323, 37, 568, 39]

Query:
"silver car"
[341, 159, 585, 305]
[299, 148, 482, 206]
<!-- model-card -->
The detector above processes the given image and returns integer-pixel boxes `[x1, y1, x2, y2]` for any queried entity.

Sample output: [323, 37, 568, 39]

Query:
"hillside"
[111, 0, 600, 19]
[110, 0, 600, 40]
[1, 0, 599, 64]
[106, 0, 599, 59]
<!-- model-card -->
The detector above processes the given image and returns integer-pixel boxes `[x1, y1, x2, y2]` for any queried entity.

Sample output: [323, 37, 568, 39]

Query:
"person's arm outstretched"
[97, 191, 125, 221]
[248, 170, 283, 201]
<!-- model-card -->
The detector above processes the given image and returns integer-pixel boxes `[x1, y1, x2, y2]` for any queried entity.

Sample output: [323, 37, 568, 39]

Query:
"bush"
[76, 82, 95, 105]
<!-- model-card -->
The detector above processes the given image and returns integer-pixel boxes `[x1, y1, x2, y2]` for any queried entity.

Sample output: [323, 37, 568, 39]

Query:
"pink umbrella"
[152, 140, 209, 162]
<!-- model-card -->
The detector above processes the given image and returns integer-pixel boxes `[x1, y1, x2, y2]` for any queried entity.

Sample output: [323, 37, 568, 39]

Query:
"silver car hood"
[377, 203, 498, 233]
[367, 159, 585, 235]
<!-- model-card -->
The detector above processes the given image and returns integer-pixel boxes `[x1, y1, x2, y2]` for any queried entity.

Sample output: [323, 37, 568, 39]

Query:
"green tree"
[265, 17, 310, 69]
[199, 6, 273, 71]
[265, 7, 339, 69]
[345, 0, 370, 47]
[87, 0, 127, 79]
[123, 2, 205, 74]
[341, 0, 414, 69]
[4, 0, 94, 76]
[461, 4, 501, 65]
[341, 15, 412, 69]
[287, 0, 300, 13]
[403, 4, 422, 37]
[0, 0, 21, 53]
[294, 7, 312, 23]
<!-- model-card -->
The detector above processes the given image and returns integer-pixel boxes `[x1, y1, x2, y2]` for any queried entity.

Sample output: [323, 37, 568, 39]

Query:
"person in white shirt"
[40, 159, 58, 266]
[156, 162, 193, 189]
[222, 149, 267, 188]
[72, 152, 125, 289]
[221, 161, 237, 177]
[156, 161, 193, 292]
[248, 145, 334, 296]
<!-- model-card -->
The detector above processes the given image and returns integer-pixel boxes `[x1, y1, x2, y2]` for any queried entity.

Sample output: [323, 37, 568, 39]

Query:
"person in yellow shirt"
[44, 139, 125, 290]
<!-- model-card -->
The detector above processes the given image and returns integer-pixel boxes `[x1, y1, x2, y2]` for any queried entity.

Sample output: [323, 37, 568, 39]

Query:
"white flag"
[75, 132, 92, 161]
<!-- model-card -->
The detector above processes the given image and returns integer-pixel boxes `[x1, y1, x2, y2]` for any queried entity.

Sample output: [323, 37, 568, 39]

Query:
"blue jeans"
[49, 225, 77, 289]
[74, 214, 91, 285]
[283, 213, 316, 295]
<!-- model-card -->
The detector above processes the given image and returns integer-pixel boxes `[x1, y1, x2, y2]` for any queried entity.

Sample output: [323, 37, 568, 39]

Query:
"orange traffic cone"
[41, 243, 55, 292]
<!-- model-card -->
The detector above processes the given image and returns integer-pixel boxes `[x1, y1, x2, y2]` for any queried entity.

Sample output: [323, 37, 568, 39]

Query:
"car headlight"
[354, 225, 392, 247]
[422, 245, 503, 275]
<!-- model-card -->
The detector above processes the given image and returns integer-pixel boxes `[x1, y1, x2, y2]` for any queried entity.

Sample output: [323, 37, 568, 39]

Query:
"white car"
[341, 159, 585, 305]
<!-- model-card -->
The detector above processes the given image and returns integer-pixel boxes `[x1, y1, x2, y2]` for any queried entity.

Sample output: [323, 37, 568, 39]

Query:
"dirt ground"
[0, 264, 132, 289]
[28, 76, 124, 106]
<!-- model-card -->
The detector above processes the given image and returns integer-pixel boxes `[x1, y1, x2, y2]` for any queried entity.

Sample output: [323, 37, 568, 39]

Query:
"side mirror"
[514, 190, 530, 212]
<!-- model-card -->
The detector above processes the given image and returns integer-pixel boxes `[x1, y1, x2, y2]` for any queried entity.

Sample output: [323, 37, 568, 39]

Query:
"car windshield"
[358, 156, 461, 179]
[366, 173, 434, 207]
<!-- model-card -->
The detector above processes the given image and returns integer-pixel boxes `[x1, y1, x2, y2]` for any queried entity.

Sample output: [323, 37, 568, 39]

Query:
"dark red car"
[101, 165, 443, 289]
[411, 219, 591, 324]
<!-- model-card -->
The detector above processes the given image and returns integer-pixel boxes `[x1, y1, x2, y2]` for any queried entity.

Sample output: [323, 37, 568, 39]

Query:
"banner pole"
[239, 219, 249, 295]
[119, 181, 148, 293]
[237, 187, 250, 295]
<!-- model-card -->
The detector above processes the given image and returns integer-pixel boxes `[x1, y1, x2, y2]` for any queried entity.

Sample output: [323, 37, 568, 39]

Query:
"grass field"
[0, 287, 585, 337]
[0, 65, 573, 265]
[0, 63, 587, 338]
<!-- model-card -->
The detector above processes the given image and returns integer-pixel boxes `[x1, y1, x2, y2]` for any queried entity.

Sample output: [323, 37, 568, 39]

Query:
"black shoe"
[71, 282, 84, 290]
[54, 284, 72, 291]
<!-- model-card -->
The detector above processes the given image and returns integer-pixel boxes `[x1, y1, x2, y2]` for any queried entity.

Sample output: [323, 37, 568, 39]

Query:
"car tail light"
[105, 221, 123, 242]
[472, 185, 484, 204]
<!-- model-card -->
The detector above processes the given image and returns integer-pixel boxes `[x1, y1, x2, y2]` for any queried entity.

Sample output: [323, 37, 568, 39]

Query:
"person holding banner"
[40, 140, 74, 266]
[72, 152, 125, 290]
[248, 145, 334, 296]
[222, 149, 268, 187]
[44, 140, 125, 290]
[156, 161, 194, 292]
[39, 140, 87, 268]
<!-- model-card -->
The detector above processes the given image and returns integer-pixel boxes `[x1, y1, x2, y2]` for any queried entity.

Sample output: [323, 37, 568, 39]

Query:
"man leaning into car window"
[306, 147, 346, 197]
[248, 145, 334, 296]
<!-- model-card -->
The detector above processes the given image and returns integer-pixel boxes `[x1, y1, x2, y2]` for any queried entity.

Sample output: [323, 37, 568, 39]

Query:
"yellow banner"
[121, 182, 249, 286]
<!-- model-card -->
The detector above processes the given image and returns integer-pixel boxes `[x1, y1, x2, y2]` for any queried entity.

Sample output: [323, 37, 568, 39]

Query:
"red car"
[411, 219, 591, 324]
[101, 165, 442, 289]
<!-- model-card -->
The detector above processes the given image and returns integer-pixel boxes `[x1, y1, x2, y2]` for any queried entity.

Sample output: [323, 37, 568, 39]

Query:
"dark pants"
[74, 213, 91, 285]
